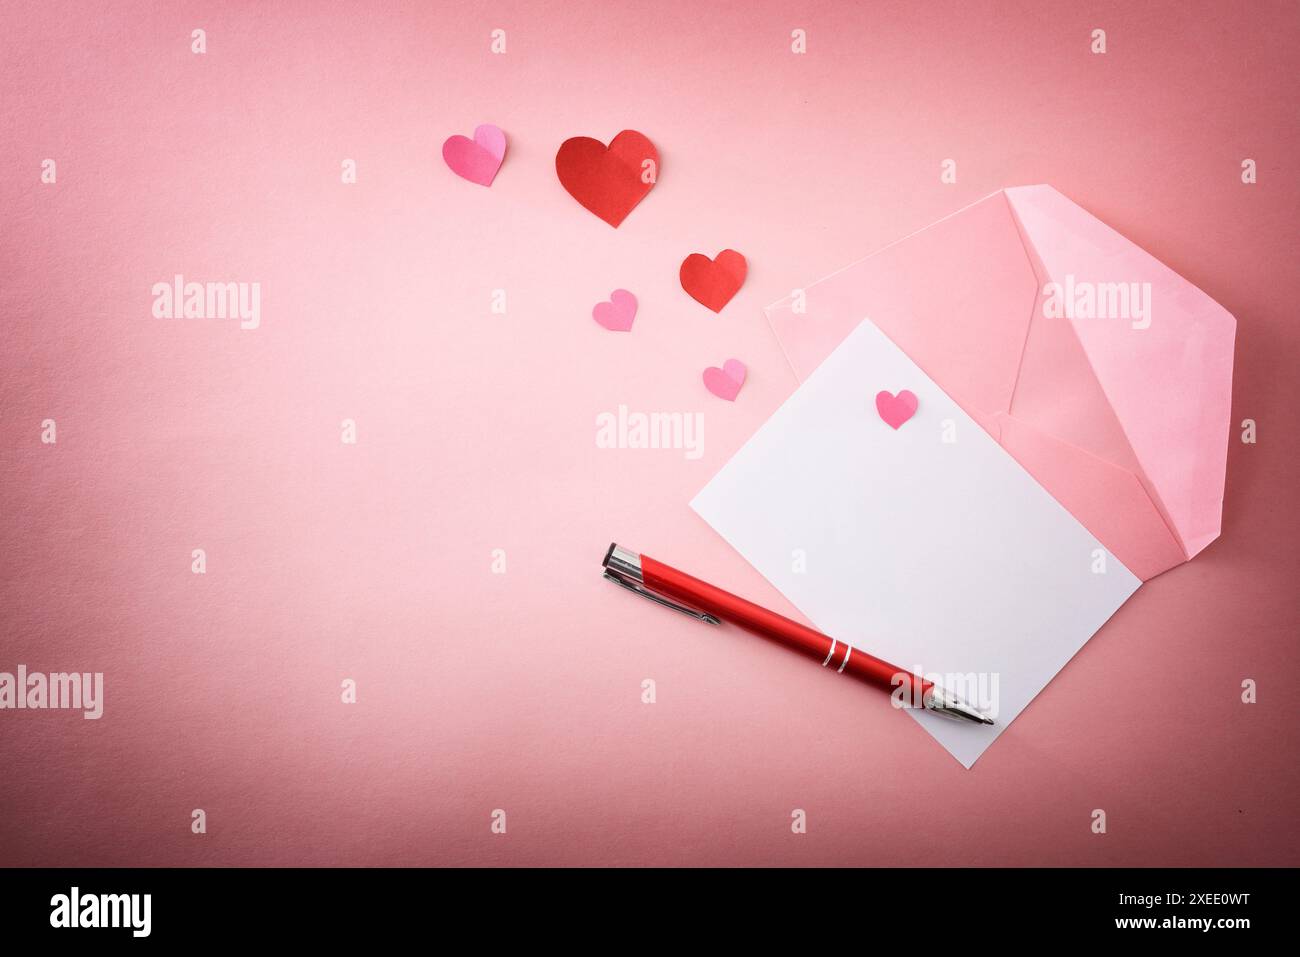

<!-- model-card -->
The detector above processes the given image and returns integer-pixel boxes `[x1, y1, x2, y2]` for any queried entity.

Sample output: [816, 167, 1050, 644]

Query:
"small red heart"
[555, 130, 659, 228]
[875, 390, 919, 429]
[679, 249, 747, 313]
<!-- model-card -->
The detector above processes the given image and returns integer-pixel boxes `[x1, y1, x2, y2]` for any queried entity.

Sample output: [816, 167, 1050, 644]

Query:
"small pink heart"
[703, 359, 747, 401]
[875, 389, 919, 429]
[592, 289, 637, 332]
[442, 124, 507, 186]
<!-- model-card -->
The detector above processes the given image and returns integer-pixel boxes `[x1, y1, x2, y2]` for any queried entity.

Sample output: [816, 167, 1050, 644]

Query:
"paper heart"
[442, 124, 507, 186]
[703, 359, 747, 401]
[555, 130, 658, 227]
[875, 390, 919, 429]
[592, 289, 637, 332]
[680, 249, 747, 313]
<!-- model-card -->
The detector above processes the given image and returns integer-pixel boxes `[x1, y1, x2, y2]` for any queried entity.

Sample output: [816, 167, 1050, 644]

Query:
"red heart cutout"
[680, 249, 747, 313]
[555, 130, 659, 227]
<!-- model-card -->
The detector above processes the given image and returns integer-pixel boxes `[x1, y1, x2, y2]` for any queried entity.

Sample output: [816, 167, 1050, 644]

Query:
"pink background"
[2, 1, 1298, 866]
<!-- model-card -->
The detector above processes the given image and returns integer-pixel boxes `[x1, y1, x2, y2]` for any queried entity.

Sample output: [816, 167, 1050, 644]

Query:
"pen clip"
[603, 570, 721, 625]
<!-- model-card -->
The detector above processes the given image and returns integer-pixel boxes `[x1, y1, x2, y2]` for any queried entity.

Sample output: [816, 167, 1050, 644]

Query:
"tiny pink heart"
[592, 289, 637, 332]
[442, 124, 507, 186]
[703, 359, 747, 401]
[875, 389, 919, 429]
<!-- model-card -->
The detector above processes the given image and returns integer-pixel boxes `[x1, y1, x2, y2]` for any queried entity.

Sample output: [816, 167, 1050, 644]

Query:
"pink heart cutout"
[442, 124, 507, 186]
[703, 359, 747, 401]
[875, 389, 919, 429]
[592, 289, 637, 332]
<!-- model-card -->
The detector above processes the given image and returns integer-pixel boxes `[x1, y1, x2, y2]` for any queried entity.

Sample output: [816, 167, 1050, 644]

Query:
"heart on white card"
[875, 389, 918, 429]
[691, 318, 1140, 768]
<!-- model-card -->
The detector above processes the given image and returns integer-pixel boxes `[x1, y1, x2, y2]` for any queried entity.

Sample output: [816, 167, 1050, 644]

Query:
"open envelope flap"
[766, 186, 1235, 581]
[768, 192, 1036, 434]
[1003, 185, 1236, 566]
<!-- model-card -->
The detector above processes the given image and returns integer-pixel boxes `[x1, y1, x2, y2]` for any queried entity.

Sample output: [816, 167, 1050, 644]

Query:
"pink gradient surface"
[2, 1, 1298, 866]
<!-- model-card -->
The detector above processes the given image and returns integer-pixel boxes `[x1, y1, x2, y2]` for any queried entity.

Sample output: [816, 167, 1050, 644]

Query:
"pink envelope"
[766, 185, 1236, 581]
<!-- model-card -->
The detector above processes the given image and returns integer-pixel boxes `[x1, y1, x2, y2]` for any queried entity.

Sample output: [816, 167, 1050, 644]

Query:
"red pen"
[603, 543, 992, 724]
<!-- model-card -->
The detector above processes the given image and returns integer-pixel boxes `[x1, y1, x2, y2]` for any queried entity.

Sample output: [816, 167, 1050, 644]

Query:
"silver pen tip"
[923, 686, 995, 725]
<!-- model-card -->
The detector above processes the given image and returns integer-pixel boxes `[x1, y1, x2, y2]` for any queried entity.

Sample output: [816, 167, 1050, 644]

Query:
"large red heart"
[555, 130, 659, 227]
[679, 249, 747, 313]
